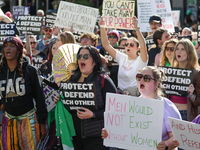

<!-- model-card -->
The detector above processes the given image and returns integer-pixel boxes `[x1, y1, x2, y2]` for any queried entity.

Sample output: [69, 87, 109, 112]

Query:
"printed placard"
[0, 23, 16, 46]
[12, 6, 30, 21]
[16, 15, 43, 35]
[45, 11, 57, 28]
[172, 10, 180, 27]
[55, 1, 99, 34]
[104, 93, 164, 150]
[43, 75, 59, 112]
[137, 0, 152, 32]
[102, 0, 135, 29]
[0, 0, 5, 8]
[168, 117, 200, 150]
[60, 82, 97, 111]
[158, 66, 193, 96]
[32, 56, 44, 69]
[151, 0, 174, 32]
[105, 48, 126, 66]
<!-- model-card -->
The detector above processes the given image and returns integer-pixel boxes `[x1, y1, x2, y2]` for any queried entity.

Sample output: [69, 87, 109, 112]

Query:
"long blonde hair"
[171, 39, 200, 69]
[160, 39, 178, 66]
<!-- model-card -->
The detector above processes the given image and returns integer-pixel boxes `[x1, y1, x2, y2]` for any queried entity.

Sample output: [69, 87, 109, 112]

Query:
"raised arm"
[132, 16, 148, 62]
[98, 17, 117, 59]
[0, 14, 12, 23]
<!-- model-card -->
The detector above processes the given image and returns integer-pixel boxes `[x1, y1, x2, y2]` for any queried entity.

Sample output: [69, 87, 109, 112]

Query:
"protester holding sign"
[0, 37, 47, 149]
[171, 39, 200, 121]
[99, 16, 148, 96]
[155, 39, 178, 66]
[102, 66, 182, 150]
[55, 45, 117, 150]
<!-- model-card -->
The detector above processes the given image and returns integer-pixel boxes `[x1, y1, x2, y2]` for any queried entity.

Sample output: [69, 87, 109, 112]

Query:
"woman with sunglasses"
[102, 66, 181, 150]
[99, 16, 148, 96]
[0, 37, 47, 149]
[29, 35, 47, 68]
[170, 39, 200, 121]
[55, 45, 117, 150]
[155, 39, 178, 66]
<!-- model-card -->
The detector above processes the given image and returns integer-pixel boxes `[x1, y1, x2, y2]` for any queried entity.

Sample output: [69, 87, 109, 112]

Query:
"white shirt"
[116, 51, 148, 90]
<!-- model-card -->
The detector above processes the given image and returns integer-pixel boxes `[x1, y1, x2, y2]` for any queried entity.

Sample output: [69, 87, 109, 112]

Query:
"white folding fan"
[52, 44, 80, 85]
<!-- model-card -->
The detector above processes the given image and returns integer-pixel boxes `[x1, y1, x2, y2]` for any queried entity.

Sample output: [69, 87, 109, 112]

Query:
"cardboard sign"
[172, 10, 180, 27]
[0, 23, 16, 46]
[168, 117, 200, 150]
[16, 15, 43, 35]
[102, 0, 135, 29]
[0, 0, 5, 8]
[12, 6, 30, 21]
[104, 93, 164, 150]
[55, 1, 98, 34]
[137, 0, 152, 32]
[43, 75, 59, 112]
[151, 0, 174, 32]
[105, 48, 126, 66]
[45, 11, 57, 28]
[32, 56, 44, 69]
[158, 66, 193, 96]
[60, 82, 97, 111]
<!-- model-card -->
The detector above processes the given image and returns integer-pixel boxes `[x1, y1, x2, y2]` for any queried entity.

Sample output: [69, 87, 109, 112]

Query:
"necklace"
[127, 59, 135, 67]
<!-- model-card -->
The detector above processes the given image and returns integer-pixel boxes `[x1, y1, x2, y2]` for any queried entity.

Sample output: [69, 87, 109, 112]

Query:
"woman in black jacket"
[0, 36, 47, 149]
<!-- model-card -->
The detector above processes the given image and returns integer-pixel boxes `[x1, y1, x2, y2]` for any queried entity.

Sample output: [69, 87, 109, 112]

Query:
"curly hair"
[80, 33, 99, 46]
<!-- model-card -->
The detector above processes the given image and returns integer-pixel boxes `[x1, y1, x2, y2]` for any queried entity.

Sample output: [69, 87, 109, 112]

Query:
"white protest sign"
[168, 117, 200, 150]
[151, 0, 174, 32]
[102, 0, 135, 29]
[55, 1, 98, 34]
[104, 93, 164, 150]
[172, 10, 180, 27]
[43, 75, 59, 112]
[137, 0, 152, 32]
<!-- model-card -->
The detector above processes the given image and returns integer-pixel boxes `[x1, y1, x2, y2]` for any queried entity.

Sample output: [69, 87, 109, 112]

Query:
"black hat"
[149, 15, 162, 23]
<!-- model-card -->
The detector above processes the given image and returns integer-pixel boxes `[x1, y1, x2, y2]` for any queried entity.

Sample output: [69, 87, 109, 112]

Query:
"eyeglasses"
[165, 47, 174, 52]
[150, 22, 160, 26]
[81, 38, 90, 42]
[77, 54, 91, 60]
[125, 43, 134, 47]
[136, 74, 156, 82]
[108, 36, 117, 39]
[30, 42, 36, 45]
[45, 29, 52, 32]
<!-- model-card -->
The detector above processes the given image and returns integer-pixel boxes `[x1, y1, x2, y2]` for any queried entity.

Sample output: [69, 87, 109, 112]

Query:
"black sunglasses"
[30, 42, 36, 45]
[125, 43, 134, 47]
[136, 74, 156, 82]
[77, 54, 91, 60]
[109, 36, 117, 39]
[165, 47, 174, 52]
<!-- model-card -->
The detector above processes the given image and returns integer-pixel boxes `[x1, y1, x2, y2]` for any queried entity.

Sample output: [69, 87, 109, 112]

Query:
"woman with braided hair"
[0, 36, 48, 150]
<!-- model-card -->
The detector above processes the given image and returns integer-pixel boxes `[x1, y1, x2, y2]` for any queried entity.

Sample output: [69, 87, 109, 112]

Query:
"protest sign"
[137, 0, 152, 32]
[104, 93, 164, 150]
[45, 11, 57, 28]
[32, 56, 44, 69]
[0, 0, 5, 8]
[172, 10, 180, 27]
[43, 75, 59, 112]
[168, 117, 200, 150]
[55, 1, 98, 34]
[16, 15, 43, 35]
[105, 47, 126, 66]
[102, 0, 135, 29]
[151, 0, 174, 32]
[158, 66, 193, 96]
[12, 6, 30, 21]
[0, 23, 16, 45]
[60, 82, 97, 111]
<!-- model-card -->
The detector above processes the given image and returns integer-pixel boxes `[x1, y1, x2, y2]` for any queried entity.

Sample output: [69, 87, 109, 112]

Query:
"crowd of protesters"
[0, 7, 200, 150]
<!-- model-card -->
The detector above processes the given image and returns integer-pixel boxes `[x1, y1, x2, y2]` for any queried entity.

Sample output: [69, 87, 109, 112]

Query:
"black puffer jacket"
[0, 59, 47, 124]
